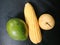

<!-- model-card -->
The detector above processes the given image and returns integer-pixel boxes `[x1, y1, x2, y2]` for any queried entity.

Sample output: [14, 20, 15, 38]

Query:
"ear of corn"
[24, 3, 42, 44]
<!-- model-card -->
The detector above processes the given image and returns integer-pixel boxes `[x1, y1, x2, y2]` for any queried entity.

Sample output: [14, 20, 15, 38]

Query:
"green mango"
[6, 18, 28, 41]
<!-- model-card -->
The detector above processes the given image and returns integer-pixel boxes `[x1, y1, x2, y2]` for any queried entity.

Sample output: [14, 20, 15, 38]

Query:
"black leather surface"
[0, 0, 60, 45]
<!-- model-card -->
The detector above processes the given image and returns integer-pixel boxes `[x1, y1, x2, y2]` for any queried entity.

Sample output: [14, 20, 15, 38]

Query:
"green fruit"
[6, 18, 28, 41]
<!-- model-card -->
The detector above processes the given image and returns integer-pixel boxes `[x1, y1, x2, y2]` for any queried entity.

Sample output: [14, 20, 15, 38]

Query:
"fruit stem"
[46, 22, 51, 27]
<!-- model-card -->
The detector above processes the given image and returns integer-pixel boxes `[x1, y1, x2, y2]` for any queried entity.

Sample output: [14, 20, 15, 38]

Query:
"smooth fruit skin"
[39, 14, 55, 30]
[6, 18, 28, 41]
[24, 3, 42, 44]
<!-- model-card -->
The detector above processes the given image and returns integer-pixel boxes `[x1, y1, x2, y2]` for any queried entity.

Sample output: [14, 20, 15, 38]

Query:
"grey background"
[0, 0, 60, 45]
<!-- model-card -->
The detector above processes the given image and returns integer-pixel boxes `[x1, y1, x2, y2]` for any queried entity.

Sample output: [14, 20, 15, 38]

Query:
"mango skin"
[6, 18, 28, 41]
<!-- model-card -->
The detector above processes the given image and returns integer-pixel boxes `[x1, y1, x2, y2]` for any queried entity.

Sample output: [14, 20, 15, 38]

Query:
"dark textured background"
[0, 0, 60, 45]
